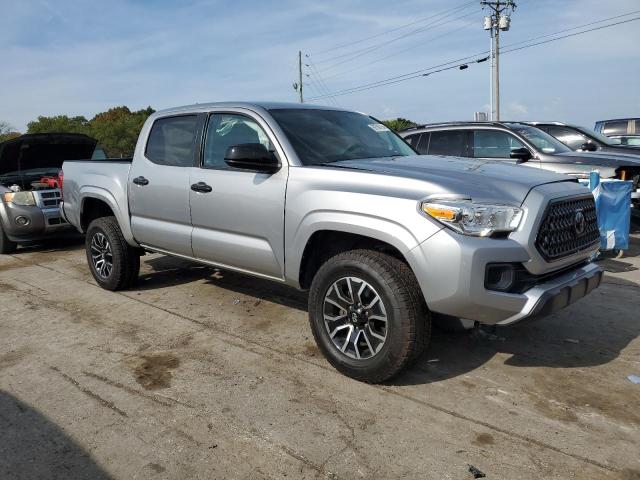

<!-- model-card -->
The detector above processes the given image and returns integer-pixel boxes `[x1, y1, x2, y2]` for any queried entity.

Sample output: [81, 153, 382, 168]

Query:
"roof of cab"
[153, 101, 350, 117]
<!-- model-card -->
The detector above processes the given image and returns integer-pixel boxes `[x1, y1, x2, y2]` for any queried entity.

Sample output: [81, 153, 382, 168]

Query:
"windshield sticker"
[368, 123, 390, 133]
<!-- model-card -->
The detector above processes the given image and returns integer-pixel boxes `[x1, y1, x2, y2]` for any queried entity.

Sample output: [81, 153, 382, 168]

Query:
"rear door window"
[427, 131, 467, 156]
[472, 130, 525, 158]
[602, 121, 629, 136]
[145, 115, 198, 167]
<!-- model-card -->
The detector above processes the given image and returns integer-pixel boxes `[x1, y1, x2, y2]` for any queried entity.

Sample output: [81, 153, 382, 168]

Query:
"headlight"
[420, 199, 523, 237]
[2, 191, 36, 206]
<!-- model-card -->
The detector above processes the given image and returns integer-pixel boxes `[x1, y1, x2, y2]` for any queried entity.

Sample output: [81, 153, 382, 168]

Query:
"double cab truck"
[61, 102, 603, 382]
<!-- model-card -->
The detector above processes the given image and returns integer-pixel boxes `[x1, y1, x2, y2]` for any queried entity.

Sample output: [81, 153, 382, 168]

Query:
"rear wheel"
[0, 222, 18, 254]
[308, 249, 429, 383]
[86, 216, 140, 291]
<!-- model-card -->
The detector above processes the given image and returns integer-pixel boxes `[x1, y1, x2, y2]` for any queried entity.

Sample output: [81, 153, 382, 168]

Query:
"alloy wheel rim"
[323, 276, 388, 360]
[90, 232, 113, 279]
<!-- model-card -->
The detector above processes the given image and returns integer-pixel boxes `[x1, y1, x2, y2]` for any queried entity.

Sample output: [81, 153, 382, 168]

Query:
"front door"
[189, 111, 288, 280]
[471, 129, 534, 165]
[129, 114, 200, 256]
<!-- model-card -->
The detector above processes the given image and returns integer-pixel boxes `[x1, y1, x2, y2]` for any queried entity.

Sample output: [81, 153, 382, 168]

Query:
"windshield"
[269, 109, 415, 165]
[508, 125, 572, 154]
[574, 126, 622, 145]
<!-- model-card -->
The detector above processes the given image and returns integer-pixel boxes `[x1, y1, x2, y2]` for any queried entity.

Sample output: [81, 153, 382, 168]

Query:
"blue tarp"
[589, 171, 632, 251]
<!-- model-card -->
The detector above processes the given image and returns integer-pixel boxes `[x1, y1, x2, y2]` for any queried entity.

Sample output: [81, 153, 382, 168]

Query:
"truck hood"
[555, 151, 640, 167]
[0, 133, 97, 187]
[329, 155, 574, 205]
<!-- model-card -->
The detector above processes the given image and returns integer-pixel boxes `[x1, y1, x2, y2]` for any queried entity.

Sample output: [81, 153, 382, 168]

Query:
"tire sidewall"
[309, 256, 411, 378]
[85, 220, 122, 290]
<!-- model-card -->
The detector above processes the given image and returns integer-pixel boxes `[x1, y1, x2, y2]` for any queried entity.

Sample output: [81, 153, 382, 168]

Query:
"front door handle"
[191, 182, 212, 193]
[133, 176, 149, 186]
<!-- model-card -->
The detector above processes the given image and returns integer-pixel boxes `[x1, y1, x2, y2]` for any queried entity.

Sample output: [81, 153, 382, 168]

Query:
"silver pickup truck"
[61, 102, 603, 382]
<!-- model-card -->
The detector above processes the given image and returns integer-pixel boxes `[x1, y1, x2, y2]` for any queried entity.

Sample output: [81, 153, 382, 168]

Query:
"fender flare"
[79, 186, 137, 246]
[285, 210, 423, 287]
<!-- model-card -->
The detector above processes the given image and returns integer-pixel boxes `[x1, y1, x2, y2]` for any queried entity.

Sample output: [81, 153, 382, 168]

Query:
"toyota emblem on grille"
[574, 209, 586, 236]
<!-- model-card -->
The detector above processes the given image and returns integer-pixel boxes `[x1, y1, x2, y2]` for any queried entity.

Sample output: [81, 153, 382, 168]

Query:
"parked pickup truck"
[61, 102, 603, 382]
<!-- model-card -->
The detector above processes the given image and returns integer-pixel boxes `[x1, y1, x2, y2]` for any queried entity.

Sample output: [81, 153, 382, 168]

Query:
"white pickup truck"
[61, 102, 602, 382]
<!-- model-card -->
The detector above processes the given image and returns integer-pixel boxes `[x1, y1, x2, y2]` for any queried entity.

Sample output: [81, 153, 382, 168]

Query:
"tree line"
[1, 109, 417, 157]
[0, 106, 155, 157]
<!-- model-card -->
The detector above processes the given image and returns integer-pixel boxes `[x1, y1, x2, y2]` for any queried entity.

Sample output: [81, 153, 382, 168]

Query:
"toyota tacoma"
[60, 103, 603, 382]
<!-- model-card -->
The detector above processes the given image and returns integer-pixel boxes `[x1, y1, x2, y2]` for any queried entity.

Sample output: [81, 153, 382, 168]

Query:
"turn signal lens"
[421, 204, 459, 221]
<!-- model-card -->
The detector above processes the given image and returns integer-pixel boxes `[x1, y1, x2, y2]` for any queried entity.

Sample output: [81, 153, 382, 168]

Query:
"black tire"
[0, 222, 18, 254]
[308, 249, 430, 383]
[86, 216, 140, 291]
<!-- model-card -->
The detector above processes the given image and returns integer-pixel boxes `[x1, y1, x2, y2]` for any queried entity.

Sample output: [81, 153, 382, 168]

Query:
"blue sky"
[1, 0, 638, 132]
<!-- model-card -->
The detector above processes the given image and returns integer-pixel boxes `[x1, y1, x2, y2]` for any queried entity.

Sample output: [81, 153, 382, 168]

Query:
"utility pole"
[481, 1, 516, 121]
[293, 51, 304, 103]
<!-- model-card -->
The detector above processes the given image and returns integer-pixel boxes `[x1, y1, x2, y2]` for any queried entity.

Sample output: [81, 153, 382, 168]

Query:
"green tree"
[27, 115, 89, 135]
[88, 106, 155, 157]
[0, 121, 21, 142]
[381, 118, 418, 132]
[23, 106, 155, 157]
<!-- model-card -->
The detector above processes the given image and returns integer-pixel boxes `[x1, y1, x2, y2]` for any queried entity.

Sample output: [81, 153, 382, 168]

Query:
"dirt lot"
[1, 233, 639, 480]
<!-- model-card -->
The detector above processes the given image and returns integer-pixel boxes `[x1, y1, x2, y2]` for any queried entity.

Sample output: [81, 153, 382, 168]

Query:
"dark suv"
[399, 122, 640, 206]
[594, 118, 640, 146]
[522, 122, 640, 155]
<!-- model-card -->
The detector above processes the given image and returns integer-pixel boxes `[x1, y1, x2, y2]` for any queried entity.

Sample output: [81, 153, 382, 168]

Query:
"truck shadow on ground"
[0, 391, 111, 480]
[136, 255, 309, 310]
[137, 254, 640, 388]
[392, 276, 640, 386]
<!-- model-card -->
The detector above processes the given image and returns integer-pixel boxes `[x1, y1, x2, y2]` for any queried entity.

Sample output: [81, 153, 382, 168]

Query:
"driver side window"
[473, 130, 525, 159]
[203, 113, 272, 169]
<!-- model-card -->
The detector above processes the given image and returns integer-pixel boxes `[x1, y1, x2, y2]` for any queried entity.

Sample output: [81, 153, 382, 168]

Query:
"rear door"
[129, 114, 202, 256]
[189, 110, 288, 280]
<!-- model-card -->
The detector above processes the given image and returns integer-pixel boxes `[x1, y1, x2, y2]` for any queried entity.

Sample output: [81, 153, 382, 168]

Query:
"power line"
[304, 57, 341, 107]
[502, 15, 640, 54]
[319, 13, 479, 82]
[314, 2, 479, 70]
[306, 15, 640, 101]
[312, 1, 476, 57]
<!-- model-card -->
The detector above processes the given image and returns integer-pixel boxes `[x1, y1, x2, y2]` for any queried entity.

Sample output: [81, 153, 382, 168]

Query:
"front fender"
[284, 210, 442, 287]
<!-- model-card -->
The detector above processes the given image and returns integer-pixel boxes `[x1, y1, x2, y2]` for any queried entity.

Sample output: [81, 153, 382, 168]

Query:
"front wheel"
[308, 250, 430, 383]
[86, 216, 140, 291]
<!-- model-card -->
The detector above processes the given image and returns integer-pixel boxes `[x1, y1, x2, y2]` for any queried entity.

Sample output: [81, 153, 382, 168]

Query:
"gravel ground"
[1, 232, 639, 479]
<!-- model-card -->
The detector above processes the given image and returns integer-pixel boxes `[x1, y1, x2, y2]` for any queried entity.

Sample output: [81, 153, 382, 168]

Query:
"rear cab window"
[145, 115, 199, 167]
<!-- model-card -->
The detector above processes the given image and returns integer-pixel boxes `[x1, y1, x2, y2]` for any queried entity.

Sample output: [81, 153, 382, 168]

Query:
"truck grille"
[536, 195, 599, 262]
[34, 190, 62, 208]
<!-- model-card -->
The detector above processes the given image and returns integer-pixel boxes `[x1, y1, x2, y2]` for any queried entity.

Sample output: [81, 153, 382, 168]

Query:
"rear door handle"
[133, 176, 149, 186]
[191, 182, 212, 193]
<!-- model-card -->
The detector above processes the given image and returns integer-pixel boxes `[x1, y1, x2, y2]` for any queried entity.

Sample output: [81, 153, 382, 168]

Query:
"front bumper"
[496, 262, 602, 325]
[406, 227, 601, 326]
[0, 202, 74, 242]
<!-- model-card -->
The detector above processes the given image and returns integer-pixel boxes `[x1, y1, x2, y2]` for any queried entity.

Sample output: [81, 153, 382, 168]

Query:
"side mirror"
[510, 147, 532, 163]
[581, 142, 597, 152]
[224, 143, 281, 173]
